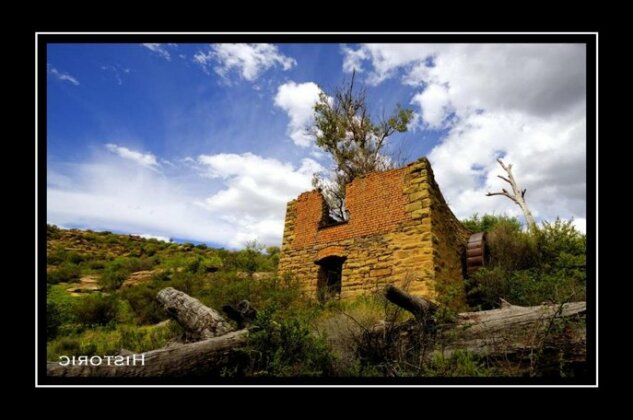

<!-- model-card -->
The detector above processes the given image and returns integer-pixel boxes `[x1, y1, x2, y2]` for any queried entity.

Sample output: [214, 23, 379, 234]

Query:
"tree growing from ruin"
[486, 158, 537, 231]
[312, 71, 413, 221]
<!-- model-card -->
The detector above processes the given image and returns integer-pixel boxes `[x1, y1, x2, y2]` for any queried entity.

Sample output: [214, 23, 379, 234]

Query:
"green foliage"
[73, 294, 119, 327]
[47, 262, 81, 284]
[243, 305, 334, 376]
[466, 216, 586, 309]
[119, 283, 167, 325]
[47, 322, 181, 360]
[313, 73, 413, 220]
[461, 213, 521, 233]
[216, 240, 277, 273]
[98, 256, 156, 290]
[198, 272, 304, 316]
[47, 300, 62, 339]
[169, 271, 205, 296]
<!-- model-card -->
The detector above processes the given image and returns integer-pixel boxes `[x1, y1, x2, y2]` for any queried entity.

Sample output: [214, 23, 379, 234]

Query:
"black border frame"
[36, 32, 597, 386]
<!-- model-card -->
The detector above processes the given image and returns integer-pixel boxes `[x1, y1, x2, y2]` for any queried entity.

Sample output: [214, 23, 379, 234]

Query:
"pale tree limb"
[486, 158, 537, 231]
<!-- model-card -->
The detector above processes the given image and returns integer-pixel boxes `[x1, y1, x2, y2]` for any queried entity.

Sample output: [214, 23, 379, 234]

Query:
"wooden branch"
[497, 175, 512, 185]
[385, 285, 437, 321]
[496, 158, 508, 171]
[486, 191, 518, 203]
[46, 329, 249, 377]
[156, 287, 233, 341]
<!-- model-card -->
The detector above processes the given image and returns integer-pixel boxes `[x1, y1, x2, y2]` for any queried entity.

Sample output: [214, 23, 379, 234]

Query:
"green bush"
[200, 256, 223, 272]
[73, 294, 119, 327]
[47, 262, 81, 284]
[170, 271, 205, 295]
[487, 219, 537, 272]
[462, 214, 521, 233]
[47, 300, 62, 339]
[243, 305, 334, 376]
[466, 216, 586, 308]
[99, 258, 136, 290]
[120, 284, 166, 325]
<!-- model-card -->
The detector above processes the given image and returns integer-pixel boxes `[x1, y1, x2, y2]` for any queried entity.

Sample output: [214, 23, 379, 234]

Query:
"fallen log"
[156, 287, 233, 340]
[46, 329, 249, 377]
[385, 284, 437, 322]
[48, 288, 248, 377]
[373, 285, 587, 375]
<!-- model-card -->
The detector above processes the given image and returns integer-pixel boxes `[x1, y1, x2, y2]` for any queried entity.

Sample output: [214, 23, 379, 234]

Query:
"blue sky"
[47, 43, 587, 248]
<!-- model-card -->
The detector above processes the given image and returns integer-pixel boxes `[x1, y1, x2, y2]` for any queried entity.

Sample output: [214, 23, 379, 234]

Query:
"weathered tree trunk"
[380, 286, 586, 374]
[444, 301, 586, 361]
[486, 158, 537, 231]
[48, 288, 248, 377]
[385, 284, 437, 321]
[156, 287, 233, 340]
[46, 330, 249, 377]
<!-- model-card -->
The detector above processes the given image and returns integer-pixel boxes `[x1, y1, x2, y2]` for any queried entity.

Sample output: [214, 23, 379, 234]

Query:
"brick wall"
[278, 157, 468, 306]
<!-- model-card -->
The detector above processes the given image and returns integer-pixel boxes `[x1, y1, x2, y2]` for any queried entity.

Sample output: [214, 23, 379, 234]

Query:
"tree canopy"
[312, 72, 413, 221]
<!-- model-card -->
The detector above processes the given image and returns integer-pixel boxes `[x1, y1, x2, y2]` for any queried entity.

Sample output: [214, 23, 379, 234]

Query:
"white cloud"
[48, 150, 322, 248]
[343, 44, 585, 116]
[196, 153, 322, 246]
[105, 144, 159, 169]
[193, 44, 296, 82]
[341, 44, 368, 73]
[342, 44, 587, 226]
[274, 81, 323, 147]
[411, 83, 452, 128]
[141, 43, 172, 61]
[571, 218, 586, 234]
[48, 65, 79, 86]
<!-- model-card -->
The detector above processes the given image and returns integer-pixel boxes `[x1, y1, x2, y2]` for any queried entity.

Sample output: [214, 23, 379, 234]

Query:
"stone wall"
[278, 157, 469, 307]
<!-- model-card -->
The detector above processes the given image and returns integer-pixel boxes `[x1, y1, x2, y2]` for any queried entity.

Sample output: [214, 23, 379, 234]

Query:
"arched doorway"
[316, 256, 346, 302]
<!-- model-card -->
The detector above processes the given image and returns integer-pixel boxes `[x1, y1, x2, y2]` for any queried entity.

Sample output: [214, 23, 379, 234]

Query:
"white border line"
[36, 32, 598, 387]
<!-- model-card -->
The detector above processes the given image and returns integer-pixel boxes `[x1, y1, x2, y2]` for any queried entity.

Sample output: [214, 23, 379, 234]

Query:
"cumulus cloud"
[47, 150, 321, 248]
[274, 81, 324, 147]
[193, 44, 296, 82]
[342, 44, 587, 227]
[48, 65, 79, 86]
[196, 153, 323, 246]
[105, 144, 159, 169]
[411, 83, 452, 128]
[141, 43, 172, 61]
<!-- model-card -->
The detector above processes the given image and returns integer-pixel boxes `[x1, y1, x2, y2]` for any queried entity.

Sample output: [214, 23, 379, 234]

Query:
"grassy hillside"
[45, 218, 587, 378]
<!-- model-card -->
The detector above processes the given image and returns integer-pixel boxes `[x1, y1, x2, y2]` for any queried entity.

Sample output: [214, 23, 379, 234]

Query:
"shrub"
[47, 262, 81, 284]
[73, 294, 119, 327]
[200, 256, 223, 272]
[99, 258, 135, 290]
[466, 216, 586, 308]
[462, 214, 521, 233]
[47, 300, 62, 339]
[170, 271, 205, 296]
[243, 305, 334, 376]
[120, 284, 167, 325]
[87, 260, 107, 270]
[47, 224, 61, 239]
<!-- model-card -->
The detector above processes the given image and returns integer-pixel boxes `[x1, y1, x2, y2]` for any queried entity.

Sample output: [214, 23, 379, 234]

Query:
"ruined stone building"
[278, 157, 471, 308]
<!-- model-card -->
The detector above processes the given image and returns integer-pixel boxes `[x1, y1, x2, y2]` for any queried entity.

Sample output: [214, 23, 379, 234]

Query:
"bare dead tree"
[486, 159, 537, 231]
